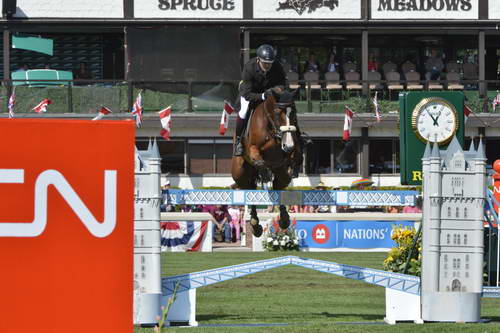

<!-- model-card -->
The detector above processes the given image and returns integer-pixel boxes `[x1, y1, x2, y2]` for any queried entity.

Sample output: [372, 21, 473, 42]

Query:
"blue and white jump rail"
[162, 256, 421, 296]
[165, 189, 419, 207]
[161, 256, 500, 325]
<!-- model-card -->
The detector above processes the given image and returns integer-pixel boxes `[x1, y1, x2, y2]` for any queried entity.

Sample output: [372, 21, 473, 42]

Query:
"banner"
[134, 0, 243, 19]
[296, 220, 415, 249]
[0, 119, 134, 333]
[161, 221, 208, 252]
[254, 0, 361, 19]
[371, 0, 478, 20]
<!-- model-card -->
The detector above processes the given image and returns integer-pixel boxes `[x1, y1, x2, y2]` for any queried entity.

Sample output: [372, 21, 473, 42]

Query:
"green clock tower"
[399, 91, 465, 185]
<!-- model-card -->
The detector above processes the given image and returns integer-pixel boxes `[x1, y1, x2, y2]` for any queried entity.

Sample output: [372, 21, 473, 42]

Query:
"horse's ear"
[291, 89, 300, 99]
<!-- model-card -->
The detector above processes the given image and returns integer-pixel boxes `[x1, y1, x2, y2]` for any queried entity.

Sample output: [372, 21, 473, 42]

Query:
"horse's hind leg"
[249, 205, 263, 237]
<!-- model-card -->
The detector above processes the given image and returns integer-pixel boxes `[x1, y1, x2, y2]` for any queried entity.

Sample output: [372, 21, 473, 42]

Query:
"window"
[334, 140, 359, 173]
[136, 138, 185, 174]
[305, 139, 359, 174]
[188, 139, 232, 174]
[369, 139, 400, 174]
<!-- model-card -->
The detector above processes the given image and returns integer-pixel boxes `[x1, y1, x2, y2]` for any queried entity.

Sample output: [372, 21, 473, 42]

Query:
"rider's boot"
[234, 117, 245, 156]
[292, 164, 301, 178]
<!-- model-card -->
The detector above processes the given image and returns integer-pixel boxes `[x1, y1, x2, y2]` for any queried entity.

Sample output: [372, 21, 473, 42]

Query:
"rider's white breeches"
[238, 97, 250, 119]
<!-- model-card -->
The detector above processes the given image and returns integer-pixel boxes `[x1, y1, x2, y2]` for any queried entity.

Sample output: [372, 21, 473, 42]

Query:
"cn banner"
[0, 119, 135, 333]
[296, 220, 415, 249]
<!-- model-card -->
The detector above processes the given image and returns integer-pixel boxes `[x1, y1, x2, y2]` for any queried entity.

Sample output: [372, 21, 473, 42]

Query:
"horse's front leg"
[279, 205, 290, 230]
[248, 145, 272, 183]
[248, 205, 263, 237]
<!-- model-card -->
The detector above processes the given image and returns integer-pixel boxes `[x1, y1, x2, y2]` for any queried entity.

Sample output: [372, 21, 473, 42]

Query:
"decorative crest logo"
[277, 0, 339, 15]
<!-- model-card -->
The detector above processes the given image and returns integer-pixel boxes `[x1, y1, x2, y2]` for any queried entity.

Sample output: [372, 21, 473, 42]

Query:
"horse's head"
[264, 89, 299, 153]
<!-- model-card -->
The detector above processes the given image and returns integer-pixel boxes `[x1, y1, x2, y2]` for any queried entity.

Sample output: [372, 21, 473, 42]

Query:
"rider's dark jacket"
[237, 57, 286, 111]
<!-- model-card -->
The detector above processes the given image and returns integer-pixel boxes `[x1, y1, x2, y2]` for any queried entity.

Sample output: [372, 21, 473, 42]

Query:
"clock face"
[411, 97, 458, 144]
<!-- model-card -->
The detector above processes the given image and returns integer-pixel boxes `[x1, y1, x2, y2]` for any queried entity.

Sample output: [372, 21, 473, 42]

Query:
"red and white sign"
[0, 119, 134, 333]
[312, 224, 330, 244]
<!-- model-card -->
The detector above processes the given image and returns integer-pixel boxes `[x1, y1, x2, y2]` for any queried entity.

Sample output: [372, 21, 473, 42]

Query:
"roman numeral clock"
[400, 92, 465, 185]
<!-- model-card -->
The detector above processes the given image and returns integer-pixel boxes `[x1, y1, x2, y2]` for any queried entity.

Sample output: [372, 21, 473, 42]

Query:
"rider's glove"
[262, 88, 274, 100]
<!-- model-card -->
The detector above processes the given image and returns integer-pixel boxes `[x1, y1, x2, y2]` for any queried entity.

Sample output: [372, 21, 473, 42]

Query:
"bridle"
[266, 100, 297, 153]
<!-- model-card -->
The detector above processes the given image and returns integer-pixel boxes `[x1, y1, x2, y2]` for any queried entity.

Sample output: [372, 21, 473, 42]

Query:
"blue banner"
[296, 220, 415, 249]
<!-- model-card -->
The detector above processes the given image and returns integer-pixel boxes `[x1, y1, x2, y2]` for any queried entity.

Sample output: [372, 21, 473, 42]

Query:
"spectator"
[368, 53, 378, 72]
[44, 64, 51, 69]
[228, 205, 243, 242]
[16, 64, 29, 72]
[74, 62, 93, 80]
[207, 204, 231, 243]
[386, 206, 400, 213]
[325, 53, 339, 73]
[160, 180, 175, 212]
[403, 196, 423, 213]
[314, 182, 331, 213]
[304, 53, 320, 72]
[425, 49, 444, 80]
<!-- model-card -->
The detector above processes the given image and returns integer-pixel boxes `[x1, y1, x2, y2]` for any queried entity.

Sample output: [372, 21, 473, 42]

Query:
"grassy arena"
[135, 252, 500, 332]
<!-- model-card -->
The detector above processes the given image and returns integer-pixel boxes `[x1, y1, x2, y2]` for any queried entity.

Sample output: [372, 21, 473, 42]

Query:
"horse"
[231, 89, 302, 237]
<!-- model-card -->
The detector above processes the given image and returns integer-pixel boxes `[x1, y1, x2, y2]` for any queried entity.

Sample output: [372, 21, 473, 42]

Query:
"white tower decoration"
[133, 139, 162, 325]
[421, 136, 486, 322]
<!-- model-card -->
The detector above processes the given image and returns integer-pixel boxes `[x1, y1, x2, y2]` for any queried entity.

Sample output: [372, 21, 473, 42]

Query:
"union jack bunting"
[131, 92, 143, 127]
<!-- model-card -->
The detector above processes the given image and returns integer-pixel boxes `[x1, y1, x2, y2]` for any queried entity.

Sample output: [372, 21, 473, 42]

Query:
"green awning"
[12, 36, 53, 56]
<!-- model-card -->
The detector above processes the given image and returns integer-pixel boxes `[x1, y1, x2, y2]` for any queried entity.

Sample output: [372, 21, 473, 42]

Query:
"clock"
[411, 97, 459, 145]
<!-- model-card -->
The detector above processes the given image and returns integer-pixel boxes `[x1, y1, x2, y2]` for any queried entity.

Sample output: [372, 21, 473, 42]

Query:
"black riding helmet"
[257, 44, 276, 63]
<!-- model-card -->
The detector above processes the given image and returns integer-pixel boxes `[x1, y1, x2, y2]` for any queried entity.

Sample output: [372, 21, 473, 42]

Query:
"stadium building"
[1, 0, 500, 188]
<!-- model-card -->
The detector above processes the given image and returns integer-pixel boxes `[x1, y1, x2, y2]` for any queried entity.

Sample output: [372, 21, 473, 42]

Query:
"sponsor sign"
[0, 119, 134, 333]
[371, 0, 478, 19]
[296, 220, 415, 249]
[490, 0, 500, 20]
[134, 0, 243, 19]
[15, 0, 124, 18]
[254, 0, 361, 19]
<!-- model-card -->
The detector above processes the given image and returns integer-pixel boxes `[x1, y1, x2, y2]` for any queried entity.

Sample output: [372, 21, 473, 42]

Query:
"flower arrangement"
[383, 225, 421, 276]
[262, 217, 300, 251]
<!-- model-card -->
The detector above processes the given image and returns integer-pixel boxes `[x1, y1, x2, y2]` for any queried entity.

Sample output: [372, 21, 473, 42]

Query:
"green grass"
[135, 252, 500, 332]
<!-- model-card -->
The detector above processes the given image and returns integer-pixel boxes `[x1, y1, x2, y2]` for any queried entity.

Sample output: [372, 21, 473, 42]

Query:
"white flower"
[280, 240, 286, 246]
[267, 237, 273, 243]
[273, 240, 279, 246]
[293, 239, 298, 244]
[283, 235, 290, 242]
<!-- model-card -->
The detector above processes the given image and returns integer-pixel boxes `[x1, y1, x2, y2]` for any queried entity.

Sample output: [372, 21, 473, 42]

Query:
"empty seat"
[287, 71, 300, 90]
[428, 80, 443, 90]
[345, 71, 362, 91]
[446, 71, 464, 90]
[303, 71, 321, 90]
[343, 61, 356, 73]
[463, 63, 479, 80]
[401, 61, 416, 74]
[325, 71, 342, 90]
[382, 61, 397, 75]
[446, 62, 461, 73]
[368, 71, 383, 90]
[405, 71, 423, 90]
[386, 71, 404, 92]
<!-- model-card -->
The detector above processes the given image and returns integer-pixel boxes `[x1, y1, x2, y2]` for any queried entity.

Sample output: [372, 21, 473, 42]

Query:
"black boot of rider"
[292, 164, 300, 178]
[234, 117, 245, 156]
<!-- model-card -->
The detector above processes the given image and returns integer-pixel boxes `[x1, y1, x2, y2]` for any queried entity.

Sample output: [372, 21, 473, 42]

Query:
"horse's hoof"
[279, 217, 290, 230]
[251, 223, 263, 237]
[250, 217, 259, 226]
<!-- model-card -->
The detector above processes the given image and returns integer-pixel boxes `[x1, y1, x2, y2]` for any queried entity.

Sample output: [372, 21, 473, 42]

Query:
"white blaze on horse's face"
[280, 107, 296, 153]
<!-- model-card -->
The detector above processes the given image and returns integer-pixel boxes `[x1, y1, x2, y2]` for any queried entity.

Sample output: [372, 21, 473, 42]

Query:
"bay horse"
[231, 89, 302, 237]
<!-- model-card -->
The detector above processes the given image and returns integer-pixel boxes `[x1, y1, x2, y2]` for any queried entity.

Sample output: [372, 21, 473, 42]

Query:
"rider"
[234, 44, 311, 174]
